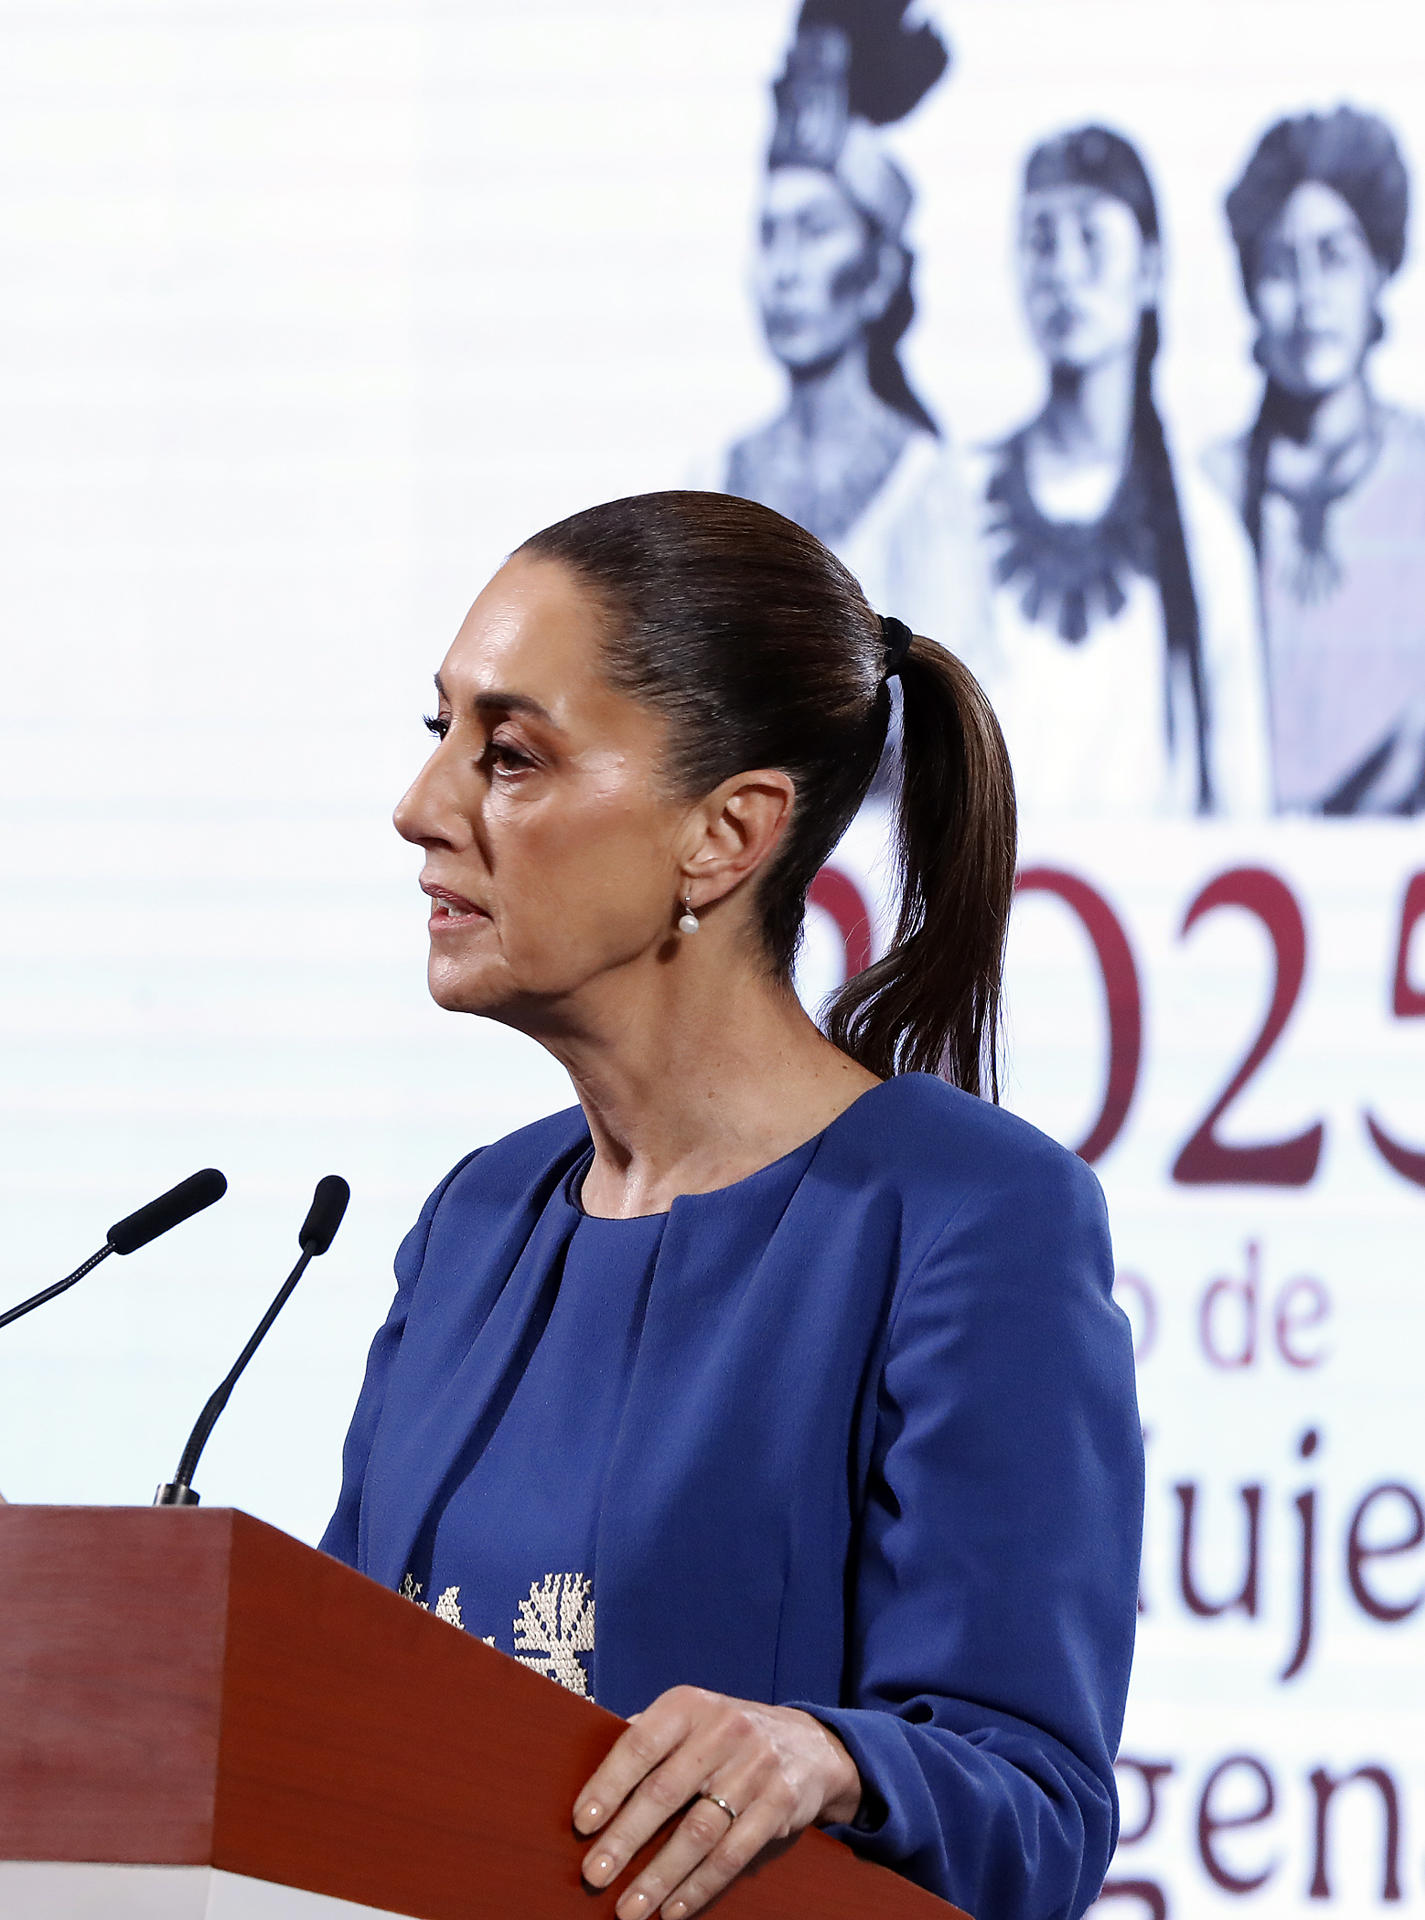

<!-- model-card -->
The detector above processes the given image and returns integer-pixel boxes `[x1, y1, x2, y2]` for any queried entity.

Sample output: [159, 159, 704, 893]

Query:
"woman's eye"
[1257, 242, 1293, 283]
[487, 739, 535, 775]
[1318, 234, 1355, 272]
[422, 713, 449, 740]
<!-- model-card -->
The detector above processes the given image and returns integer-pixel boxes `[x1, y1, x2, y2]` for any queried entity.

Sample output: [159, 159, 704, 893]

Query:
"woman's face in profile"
[393, 555, 688, 1025]
[755, 165, 891, 373]
[1018, 183, 1157, 374]
[1250, 180, 1385, 397]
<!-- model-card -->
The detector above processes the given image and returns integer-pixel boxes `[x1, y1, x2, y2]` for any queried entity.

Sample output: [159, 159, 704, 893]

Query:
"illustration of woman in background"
[1206, 106, 1425, 813]
[700, 1, 986, 670]
[967, 127, 1270, 817]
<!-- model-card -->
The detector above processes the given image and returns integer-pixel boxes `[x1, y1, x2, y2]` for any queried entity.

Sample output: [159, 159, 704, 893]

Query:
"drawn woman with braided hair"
[968, 126, 1271, 817]
[696, 1, 987, 673]
[1205, 105, 1425, 813]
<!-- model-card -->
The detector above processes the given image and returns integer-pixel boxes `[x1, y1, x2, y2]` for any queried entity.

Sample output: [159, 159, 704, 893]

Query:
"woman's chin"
[766, 326, 857, 374]
[1043, 329, 1136, 376]
[1264, 346, 1360, 399]
[426, 959, 515, 1018]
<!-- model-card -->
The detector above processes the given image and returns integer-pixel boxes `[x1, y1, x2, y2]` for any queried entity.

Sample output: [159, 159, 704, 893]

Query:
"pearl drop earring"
[677, 895, 700, 935]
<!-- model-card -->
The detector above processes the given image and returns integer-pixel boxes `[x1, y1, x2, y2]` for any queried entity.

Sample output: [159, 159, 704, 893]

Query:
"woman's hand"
[573, 1685, 861, 1919]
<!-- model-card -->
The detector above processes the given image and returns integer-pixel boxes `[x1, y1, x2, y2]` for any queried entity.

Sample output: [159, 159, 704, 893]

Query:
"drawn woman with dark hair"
[1206, 106, 1425, 813]
[968, 127, 1270, 816]
[697, 1, 986, 665]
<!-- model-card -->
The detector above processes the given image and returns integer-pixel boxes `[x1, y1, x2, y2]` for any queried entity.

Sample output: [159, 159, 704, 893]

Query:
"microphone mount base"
[153, 1482, 200, 1507]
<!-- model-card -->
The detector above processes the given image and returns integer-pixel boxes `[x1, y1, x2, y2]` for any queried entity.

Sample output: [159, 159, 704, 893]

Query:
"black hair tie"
[880, 615, 913, 680]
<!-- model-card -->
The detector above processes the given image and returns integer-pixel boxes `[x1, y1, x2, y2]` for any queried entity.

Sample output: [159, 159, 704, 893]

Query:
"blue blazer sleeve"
[792, 1144, 1142, 1920]
[319, 1149, 483, 1568]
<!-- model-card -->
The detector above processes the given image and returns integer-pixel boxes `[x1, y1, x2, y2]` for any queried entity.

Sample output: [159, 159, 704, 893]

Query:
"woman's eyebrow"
[432, 673, 556, 726]
[1317, 217, 1366, 246]
[474, 691, 557, 724]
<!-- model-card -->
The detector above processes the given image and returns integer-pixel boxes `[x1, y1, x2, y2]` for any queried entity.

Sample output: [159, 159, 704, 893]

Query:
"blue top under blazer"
[322, 1073, 1143, 1920]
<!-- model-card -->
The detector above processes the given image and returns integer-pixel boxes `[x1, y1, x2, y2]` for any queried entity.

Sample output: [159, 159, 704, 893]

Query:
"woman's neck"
[1262, 375, 1380, 497]
[1022, 351, 1137, 522]
[1038, 353, 1137, 467]
[526, 952, 878, 1219]
[1265, 374, 1375, 454]
[785, 338, 895, 446]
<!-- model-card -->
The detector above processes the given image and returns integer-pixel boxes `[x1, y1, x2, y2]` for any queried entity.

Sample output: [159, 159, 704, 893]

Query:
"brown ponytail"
[825, 637, 1016, 1096]
[519, 491, 1017, 1099]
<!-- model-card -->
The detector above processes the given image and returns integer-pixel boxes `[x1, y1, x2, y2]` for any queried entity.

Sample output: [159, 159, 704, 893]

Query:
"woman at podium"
[323, 490, 1142, 1920]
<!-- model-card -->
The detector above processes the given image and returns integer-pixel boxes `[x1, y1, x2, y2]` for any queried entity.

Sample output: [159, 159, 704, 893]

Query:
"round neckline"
[563, 1076, 900, 1222]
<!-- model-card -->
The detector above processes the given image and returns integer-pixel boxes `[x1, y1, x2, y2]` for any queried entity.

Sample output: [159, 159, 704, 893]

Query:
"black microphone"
[154, 1175, 350, 1507]
[0, 1168, 228, 1333]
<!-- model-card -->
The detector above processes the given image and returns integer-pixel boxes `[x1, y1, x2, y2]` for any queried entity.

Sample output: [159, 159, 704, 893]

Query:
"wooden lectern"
[0, 1507, 965, 1918]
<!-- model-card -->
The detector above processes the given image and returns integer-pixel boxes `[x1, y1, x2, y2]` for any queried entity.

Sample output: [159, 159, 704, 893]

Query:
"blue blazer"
[322, 1074, 1142, 1920]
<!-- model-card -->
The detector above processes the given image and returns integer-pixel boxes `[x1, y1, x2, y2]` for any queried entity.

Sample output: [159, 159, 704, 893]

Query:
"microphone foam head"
[107, 1168, 227, 1257]
[299, 1175, 350, 1256]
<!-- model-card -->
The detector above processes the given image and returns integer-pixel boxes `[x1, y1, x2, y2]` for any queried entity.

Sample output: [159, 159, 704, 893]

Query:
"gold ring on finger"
[698, 1792, 738, 1824]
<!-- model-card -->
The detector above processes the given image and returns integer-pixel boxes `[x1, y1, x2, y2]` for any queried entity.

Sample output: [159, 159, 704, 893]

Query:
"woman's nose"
[393, 747, 467, 850]
[1046, 225, 1087, 287]
[1293, 245, 1326, 312]
[764, 234, 801, 288]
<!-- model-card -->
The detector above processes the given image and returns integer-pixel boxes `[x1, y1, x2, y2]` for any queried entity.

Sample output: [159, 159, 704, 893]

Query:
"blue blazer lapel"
[590, 1127, 905, 1719]
[360, 1131, 586, 1590]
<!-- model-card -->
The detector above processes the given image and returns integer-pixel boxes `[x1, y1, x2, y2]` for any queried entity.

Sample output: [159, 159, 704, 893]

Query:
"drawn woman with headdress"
[1205, 106, 1425, 813]
[967, 127, 1270, 817]
[698, 1, 986, 669]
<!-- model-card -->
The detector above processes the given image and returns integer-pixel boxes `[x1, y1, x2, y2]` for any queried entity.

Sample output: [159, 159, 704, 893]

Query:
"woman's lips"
[422, 884, 488, 931]
[1041, 300, 1085, 338]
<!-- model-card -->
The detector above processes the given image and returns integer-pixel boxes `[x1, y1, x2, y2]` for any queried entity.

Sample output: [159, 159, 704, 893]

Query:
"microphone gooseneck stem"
[156, 1245, 315, 1507]
[0, 1244, 113, 1332]
[3, 1168, 227, 1340]
[152, 1177, 346, 1509]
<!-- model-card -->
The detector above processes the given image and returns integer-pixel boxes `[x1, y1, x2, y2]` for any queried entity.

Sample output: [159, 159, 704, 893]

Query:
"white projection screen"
[1, 4, 1421, 1915]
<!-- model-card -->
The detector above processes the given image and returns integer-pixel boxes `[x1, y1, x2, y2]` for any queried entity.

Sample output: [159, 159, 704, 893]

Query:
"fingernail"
[665, 1904, 688, 1919]
[584, 1853, 615, 1887]
[617, 1893, 649, 1919]
[575, 1800, 602, 1833]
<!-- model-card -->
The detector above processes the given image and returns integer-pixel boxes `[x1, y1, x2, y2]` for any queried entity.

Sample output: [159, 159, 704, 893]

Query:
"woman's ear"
[679, 769, 797, 910]
[1137, 237, 1164, 311]
[860, 236, 906, 328]
[1366, 260, 1389, 339]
